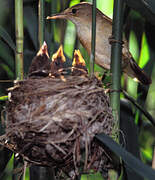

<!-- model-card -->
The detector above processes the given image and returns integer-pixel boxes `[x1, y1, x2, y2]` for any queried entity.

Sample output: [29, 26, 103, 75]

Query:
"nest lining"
[4, 75, 114, 177]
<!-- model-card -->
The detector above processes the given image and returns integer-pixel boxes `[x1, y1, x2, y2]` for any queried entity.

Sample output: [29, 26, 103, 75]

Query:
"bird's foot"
[108, 35, 124, 45]
[109, 88, 121, 93]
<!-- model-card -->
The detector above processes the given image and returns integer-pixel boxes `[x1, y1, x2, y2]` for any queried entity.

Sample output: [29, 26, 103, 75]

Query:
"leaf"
[135, 23, 155, 125]
[24, 6, 38, 50]
[120, 99, 143, 180]
[24, 49, 36, 74]
[0, 96, 8, 101]
[0, 26, 16, 52]
[141, 0, 155, 13]
[23, 0, 36, 2]
[120, 100, 140, 158]
[0, 39, 14, 69]
[0, 63, 14, 79]
[125, 0, 155, 25]
[81, 172, 104, 180]
[0, 148, 12, 178]
[95, 133, 155, 180]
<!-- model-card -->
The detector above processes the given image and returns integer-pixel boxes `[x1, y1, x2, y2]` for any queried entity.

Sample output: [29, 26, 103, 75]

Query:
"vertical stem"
[50, 0, 56, 56]
[110, 0, 124, 134]
[38, 0, 45, 47]
[90, 0, 96, 76]
[15, 0, 24, 80]
[152, 146, 155, 169]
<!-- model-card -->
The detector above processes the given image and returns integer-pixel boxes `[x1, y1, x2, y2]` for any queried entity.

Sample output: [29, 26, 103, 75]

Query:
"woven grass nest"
[3, 43, 114, 178]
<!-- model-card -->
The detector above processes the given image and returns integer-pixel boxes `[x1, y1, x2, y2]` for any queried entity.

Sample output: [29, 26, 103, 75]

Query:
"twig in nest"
[39, 120, 54, 132]
[84, 131, 88, 171]
[52, 125, 77, 144]
[1, 109, 6, 126]
[13, 166, 24, 179]
[49, 141, 67, 155]
[87, 150, 97, 169]
[76, 137, 81, 165]
[0, 80, 14, 83]
[73, 138, 80, 176]
[86, 111, 102, 129]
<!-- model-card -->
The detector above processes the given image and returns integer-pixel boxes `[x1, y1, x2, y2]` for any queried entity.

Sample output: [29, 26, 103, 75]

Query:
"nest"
[1, 44, 114, 178]
[4, 75, 114, 176]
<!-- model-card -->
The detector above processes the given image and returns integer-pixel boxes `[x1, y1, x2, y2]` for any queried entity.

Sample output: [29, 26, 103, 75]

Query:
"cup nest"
[1, 44, 115, 178]
[4, 75, 114, 176]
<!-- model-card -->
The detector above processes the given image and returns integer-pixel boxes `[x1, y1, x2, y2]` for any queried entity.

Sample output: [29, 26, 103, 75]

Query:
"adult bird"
[47, 2, 151, 85]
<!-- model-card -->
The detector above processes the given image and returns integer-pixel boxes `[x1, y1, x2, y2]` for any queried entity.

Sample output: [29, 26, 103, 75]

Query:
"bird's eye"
[72, 8, 77, 14]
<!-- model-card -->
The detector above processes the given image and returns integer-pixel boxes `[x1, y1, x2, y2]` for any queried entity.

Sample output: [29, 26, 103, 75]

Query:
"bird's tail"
[123, 57, 152, 85]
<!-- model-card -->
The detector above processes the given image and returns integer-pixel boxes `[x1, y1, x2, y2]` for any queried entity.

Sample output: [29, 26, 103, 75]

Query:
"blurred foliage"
[81, 172, 104, 180]
[0, 0, 155, 180]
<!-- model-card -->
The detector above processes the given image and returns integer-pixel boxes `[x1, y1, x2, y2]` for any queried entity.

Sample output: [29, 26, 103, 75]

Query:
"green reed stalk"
[15, 0, 24, 80]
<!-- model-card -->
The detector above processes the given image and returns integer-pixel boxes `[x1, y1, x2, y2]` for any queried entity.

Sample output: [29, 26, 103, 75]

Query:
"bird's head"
[47, 2, 93, 26]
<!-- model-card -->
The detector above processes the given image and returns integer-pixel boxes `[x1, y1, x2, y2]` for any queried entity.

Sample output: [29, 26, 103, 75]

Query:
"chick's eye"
[72, 8, 77, 14]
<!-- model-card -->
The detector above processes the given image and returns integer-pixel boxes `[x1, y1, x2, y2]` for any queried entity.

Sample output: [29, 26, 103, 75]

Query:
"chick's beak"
[37, 41, 49, 58]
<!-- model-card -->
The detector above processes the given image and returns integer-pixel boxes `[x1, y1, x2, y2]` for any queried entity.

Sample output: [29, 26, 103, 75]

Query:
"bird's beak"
[47, 12, 67, 20]
[37, 41, 49, 58]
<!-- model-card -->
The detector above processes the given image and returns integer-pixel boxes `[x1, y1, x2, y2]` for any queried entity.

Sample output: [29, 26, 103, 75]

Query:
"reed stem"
[15, 0, 24, 80]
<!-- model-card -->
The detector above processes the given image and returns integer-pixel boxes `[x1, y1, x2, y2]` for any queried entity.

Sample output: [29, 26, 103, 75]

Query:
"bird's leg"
[102, 70, 111, 81]
[101, 70, 112, 89]
[108, 35, 124, 45]
[104, 88, 121, 95]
